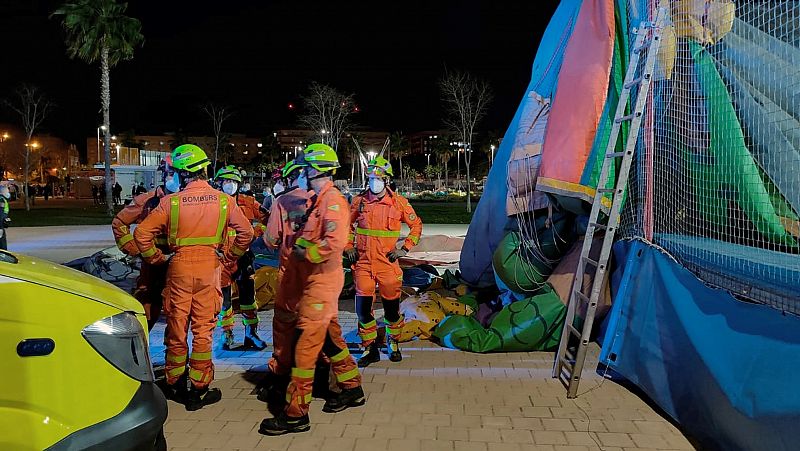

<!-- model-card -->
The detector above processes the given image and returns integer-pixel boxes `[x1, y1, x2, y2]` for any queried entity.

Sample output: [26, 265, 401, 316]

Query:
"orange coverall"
[217, 193, 268, 330]
[348, 190, 422, 346]
[262, 188, 312, 376]
[135, 180, 253, 389]
[111, 186, 168, 329]
[284, 180, 361, 418]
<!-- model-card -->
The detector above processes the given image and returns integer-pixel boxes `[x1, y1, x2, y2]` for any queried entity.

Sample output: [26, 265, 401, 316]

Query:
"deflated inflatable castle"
[448, 1, 800, 449]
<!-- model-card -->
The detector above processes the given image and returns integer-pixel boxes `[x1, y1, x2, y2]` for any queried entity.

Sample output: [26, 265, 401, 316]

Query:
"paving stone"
[288, 436, 326, 451]
[452, 441, 488, 451]
[602, 420, 640, 434]
[451, 415, 482, 428]
[487, 442, 522, 451]
[420, 439, 454, 451]
[500, 428, 534, 444]
[355, 438, 389, 451]
[321, 437, 356, 450]
[219, 421, 257, 435]
[343, 424, 376, 438]
[533, 431, 568, 445]
[542, 418, 577, 432]
[256, 434, 293, 451]
[563, 431, 599, 447]
[595, 432, 636, 447]
[469, 428, 503, 443]
[388, 438, 422, 451]
[521, 406, 553, 418]
[421, 413, 451, 427]
[481, 416, 512, 429]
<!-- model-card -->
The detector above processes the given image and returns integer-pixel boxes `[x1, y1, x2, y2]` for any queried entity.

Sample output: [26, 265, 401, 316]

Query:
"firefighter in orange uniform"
[135, 145, 253, 411]
[111, 157, 175, 330]
[259, 144, 363, 436]
[256, 160, 311, 403]
[345, 156, 422, 367]
[213, 165, 267, 350]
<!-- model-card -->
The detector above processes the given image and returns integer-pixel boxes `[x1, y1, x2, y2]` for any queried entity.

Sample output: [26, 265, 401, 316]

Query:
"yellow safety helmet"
[171, 144, 210, 173]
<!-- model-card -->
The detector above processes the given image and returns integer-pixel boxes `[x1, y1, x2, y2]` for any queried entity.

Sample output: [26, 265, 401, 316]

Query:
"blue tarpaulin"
[459, 0, 582, 286]
[601, 240, 800, 451]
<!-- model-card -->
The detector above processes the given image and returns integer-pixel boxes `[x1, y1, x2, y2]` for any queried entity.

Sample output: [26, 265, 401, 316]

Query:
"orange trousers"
[133, 261, 168, 330]
[354, 265, 405, 346]
[267, 270, 299, 376]
[163, 251, 222, 389]
[284, 274, 361, 418]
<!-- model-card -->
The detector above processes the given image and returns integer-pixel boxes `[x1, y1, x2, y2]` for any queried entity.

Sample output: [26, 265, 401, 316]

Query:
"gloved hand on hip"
[344, 247, 358, 265]
[386, 247, 408, 263]
[292, 244, 307, 261]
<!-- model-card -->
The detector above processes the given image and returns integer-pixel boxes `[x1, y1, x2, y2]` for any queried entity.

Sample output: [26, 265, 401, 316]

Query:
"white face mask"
[297, 171, 309, 191]
[369, 177, 385, 195]
[222, 181, 238, 195]
[165, 173, 181, 193]
[273, 182, 285, 196]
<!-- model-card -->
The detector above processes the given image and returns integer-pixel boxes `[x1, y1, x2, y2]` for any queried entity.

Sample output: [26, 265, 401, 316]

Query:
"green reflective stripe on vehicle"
[140, 246, 157, 258]
[336, 368, 360, 383]
[116, 233, 134, 247]
[239, 304, 257, 311]
[242, 318, 259, 325]
[167, 353, 187, 363]
[330, 348, 350, 363]
[356, 227, 401, 238]
[359, 320, 377, 329]
[295, 237, 315, 249]
[190, 351, 212, 361]
[360, 330, 378, 341]
[169, 197, 180, 245]
[170, 196, 228, 246]
[167, 366, 186, 377]
[291, 367, 315, 379]
[306, 244, 322, 263]
[407, 235, 420, 245]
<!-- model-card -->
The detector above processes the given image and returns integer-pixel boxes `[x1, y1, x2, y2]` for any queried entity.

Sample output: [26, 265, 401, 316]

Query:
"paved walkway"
[153, 310, 697, 451]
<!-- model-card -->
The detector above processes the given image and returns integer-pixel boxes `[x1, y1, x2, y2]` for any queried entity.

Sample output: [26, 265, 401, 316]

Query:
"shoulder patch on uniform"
[328, 204, 340, 211]
[409, 213, 417, 221]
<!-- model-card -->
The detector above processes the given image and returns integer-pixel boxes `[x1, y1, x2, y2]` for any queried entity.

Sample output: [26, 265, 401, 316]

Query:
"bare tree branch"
[201, 102, 233, 173]
[4, 84, 53, 211]
[439, 70, 493, 212]
[298, 81, 357, 151]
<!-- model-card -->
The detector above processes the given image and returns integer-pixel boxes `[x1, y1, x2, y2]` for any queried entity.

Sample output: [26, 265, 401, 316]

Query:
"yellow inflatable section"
[397, 292, 474, 342]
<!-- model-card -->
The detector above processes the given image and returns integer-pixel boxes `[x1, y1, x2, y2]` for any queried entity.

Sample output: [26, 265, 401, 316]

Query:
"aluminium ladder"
[553, 9, 667, 399]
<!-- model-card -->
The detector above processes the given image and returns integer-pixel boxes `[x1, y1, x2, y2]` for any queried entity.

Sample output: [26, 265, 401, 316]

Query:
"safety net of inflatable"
[619, 0, 800, 314]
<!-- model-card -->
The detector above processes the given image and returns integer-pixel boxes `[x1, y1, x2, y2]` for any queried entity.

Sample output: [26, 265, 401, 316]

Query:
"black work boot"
[162, 373, 189, 403]
[184, 386, 222, 411]
[387, 337, 402, 362]
[256, 372, 290, 404]
[243, 325, 268, 350]
[357, 341, 381, 368]
[258, 413, 311, 436]
[322, 386, 366, 413]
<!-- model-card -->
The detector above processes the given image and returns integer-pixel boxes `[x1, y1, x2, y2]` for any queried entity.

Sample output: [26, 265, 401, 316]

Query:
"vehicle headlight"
[82, 312, 154, 382]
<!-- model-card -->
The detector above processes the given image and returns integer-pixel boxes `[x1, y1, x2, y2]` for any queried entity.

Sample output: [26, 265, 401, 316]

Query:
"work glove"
[344, 247, 358, 265]
[292, 244, 307, 261]
[386, 247, 408, 263]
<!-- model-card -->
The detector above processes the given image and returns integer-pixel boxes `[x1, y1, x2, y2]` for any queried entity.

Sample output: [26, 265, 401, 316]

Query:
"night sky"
[1, 0, 558, 152]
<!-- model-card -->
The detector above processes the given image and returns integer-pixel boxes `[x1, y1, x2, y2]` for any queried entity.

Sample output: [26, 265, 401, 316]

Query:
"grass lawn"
[10, 205, 120, 227]
[408, 201, 476, 224]
[8, 200, 476, 226]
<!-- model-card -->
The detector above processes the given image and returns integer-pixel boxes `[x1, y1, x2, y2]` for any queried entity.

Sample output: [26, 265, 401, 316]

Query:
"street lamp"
[320, 129, 327, 144]
[96, 125, 107, 163]
[490, 144, 496, 165]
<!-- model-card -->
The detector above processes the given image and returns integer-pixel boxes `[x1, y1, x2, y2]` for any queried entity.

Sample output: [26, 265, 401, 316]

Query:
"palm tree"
[389, 131, 408, 188]
[53, 0, 144, 216]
